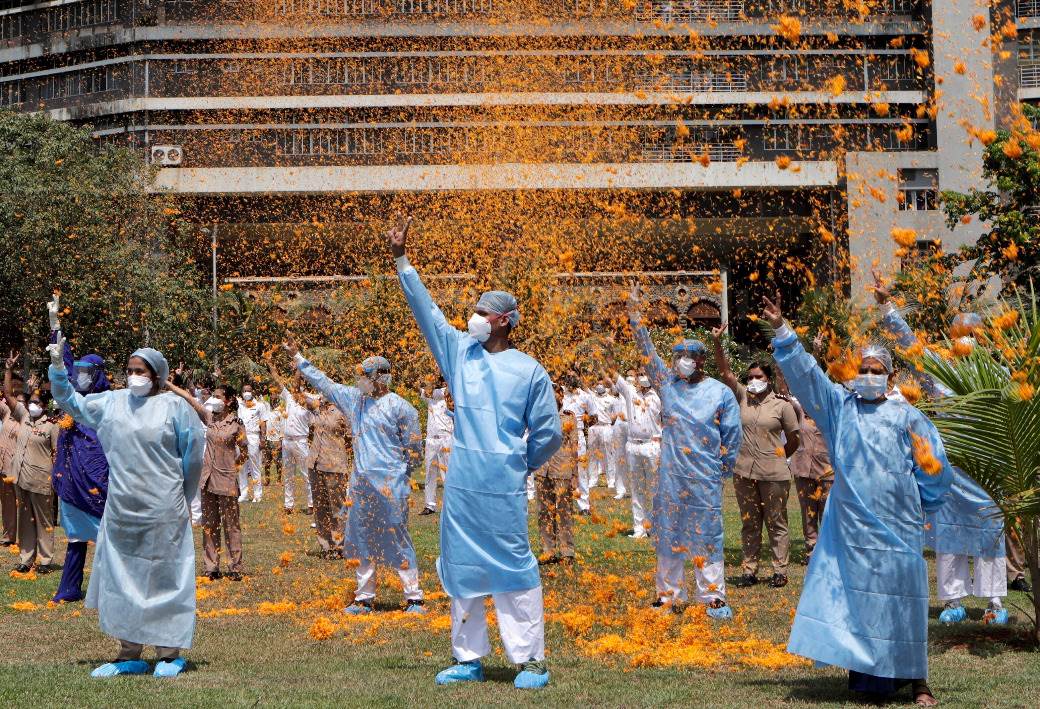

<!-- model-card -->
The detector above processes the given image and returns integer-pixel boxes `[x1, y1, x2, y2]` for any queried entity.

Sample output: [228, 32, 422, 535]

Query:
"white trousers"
[238, 433, 263, 502]
[576, 430, 592, 512]
[354, 559, 423, 602]
[626, 440, 660, 538]
[655, 550, 726, 604]
[190, 479, 203, 525]
[612, 424, 628, 495]
[423, 436, 452, 509]
[586, 425, 615, 489]
[450, 586, 545, 665]
[282, 437, 312, 510]
[936, 553, 1007, 603]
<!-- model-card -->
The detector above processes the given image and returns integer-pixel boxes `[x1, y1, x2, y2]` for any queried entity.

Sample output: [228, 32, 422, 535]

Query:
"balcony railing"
[1022, 62, 1040, 88]
[1020, 0, 1040, 18]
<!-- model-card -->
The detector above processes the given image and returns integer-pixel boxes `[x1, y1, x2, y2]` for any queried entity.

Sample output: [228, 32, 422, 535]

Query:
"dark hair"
[746, 362, 774, 380]
[216, 385, 239, 413]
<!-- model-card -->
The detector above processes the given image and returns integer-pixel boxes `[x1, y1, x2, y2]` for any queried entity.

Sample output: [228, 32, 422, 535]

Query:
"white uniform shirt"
[281, 387, 314, 438]
[590, 390, 620, 426]
[265, 407, 285, 441]
[422, 387, 455, 439]
[237, 397, 270, 436]
[562, 388, 598, 431]
[615, 375, 663, 441]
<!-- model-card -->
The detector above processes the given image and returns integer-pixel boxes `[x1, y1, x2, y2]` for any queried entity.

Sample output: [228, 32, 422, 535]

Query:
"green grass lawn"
[1, 476, 1037, 708]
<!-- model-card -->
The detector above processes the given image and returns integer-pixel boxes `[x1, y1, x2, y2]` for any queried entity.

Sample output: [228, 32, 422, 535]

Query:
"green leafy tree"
[0, 111, 210, 372]
[941, 103, 1040, 292]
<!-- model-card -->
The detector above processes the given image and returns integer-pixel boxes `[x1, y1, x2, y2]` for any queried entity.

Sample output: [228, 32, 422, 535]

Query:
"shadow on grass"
[929, 621, 1035, 658]
[72, 658, 212, 673]
[737, 674, 862, 704]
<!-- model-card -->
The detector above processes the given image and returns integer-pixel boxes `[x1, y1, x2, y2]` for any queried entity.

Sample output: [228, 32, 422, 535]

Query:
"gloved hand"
[47, 292, 61, 331]
[47, 332, 65, 369]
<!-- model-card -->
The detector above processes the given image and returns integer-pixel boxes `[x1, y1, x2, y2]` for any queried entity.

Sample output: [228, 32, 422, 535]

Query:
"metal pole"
[720, 267, 729, 324]
[211, 224, 218, 333]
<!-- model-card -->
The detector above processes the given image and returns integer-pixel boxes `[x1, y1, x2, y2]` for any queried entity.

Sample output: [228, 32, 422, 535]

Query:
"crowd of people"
[0, 220, 1033, 703]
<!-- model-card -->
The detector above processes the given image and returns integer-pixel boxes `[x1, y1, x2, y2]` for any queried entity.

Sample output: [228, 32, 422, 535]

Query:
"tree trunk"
[1024, 520, 1040, 646]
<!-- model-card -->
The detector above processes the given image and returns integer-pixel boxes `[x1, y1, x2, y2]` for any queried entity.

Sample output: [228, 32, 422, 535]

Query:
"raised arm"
[284, 338, 359, 415]
[47, 293, 76, 375]
[3, 351, 19, 412]
[873, 271, 950, 399]
[166, 375, 212, 426]
[710, 322, 741, 395]
[47, 334, 108, 430]
[628, 283, 668, 388]
[390, 217, 464, 380]
[764, 293, 847, 439]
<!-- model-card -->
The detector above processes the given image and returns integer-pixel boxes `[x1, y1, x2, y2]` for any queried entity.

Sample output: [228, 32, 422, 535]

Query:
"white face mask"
[204, 397, 224, 414]
[747, 379, 769, 395]
[75, 372, 94, 392]
[850, 373, 889, 401]
[675, 357, 696, 378]
[594, 384, 607, 395]
[637, 376, 651, 389]
[242, 391, 253, 401]
[28, 403, 44, 418]
[357, 377, 374, 395]
[127, 374, 153, 398]
[468, 313, 492, 343]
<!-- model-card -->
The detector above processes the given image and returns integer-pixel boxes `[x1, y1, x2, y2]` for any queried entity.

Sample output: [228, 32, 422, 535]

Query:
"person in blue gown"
[46, 294, 111, 603]
[281, 344, 426, 614]
[48, 337, 204, 679]
[388, 216, 562, 689]
[872, 276, 1008, 625]
[627, 285, 742, 619]
[761, 293, 952, 706]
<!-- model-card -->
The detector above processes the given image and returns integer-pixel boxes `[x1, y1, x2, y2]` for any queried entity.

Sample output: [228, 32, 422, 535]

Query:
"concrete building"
[0, 0, 1010, 327]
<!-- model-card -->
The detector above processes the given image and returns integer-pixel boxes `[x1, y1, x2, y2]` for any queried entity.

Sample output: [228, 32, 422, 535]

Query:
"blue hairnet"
[477, 290, 520, 327]
[673, 339, 707, 355]
[131, 347, 169, 383]
[361, 356, 392, 375]
[860, 343, 893, 373]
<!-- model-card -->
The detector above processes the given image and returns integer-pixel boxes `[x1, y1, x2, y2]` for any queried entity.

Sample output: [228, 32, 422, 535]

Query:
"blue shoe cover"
[987, 608, 1010, 625]
[939, 605, 967, 624]
[343, 602, 373, 616]
[404, 602, 427, 615]
[91, 660, 149, 678]
[514, 668, 550, 689]
[154, 658, 187, 677]
[436, 660, 484, 685]
[707, 603, 733, 621]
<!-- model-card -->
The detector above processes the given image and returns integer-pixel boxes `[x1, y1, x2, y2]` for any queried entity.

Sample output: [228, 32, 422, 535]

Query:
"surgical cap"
[361, 355, 392, 375]
[477, 290, 521, 328]
[951, 312, 983, 331]
[131, 347, 169, 383]
[673, 339, 707, 356]
[859, 343, 893, 373]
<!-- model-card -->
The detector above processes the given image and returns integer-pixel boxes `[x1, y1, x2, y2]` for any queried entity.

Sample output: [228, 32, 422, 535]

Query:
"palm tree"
[917, 289, 1040, 643]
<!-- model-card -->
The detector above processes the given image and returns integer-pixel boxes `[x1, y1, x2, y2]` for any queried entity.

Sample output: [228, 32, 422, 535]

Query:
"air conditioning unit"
[151, 145, 183, 167]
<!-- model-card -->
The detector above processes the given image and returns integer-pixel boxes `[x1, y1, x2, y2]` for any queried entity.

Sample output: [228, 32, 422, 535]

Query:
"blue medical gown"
[881, 308, 1005, 559]
[297, 359, 422, 569]
[772, 327, 953, 679]
[49, 364, 204, 649]
[631, 319, 742, 563]
[397, 259, 562, 599]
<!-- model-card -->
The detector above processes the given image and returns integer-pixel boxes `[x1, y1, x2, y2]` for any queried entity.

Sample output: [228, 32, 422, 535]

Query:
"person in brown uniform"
[0, 393, 22, 547]
[4, 357, 60, 573]
[307, 397, 352, 559]
[198, 386, 247, 581]
[789, 411, 833, 564]
[535, 387, 579, 565]
[711, 326, 800, 589]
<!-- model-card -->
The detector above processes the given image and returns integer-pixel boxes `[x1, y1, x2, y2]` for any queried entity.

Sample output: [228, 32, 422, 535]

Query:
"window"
[898, 168, 938, 211]
[173, 60, 197, 75]
[0, 79, 22, 107]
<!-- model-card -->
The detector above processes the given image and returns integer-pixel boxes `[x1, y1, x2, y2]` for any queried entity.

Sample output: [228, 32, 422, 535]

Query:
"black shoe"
[768, 573, 788, 588]
[227, 572, 242, 582]
[13, 564, 30, 573]
[1009, 577, 1032, 593]
[559, 556, 575, 565]
[207, 570, 222, 581]
[418, 507, 436, 516]
[650, 598, 668, 608]
[304, 507, 314, 516]
[800, 556, 811, 566]
[579, 509, 591, 516]
[731, 574, 758, 588]
[538, 555, 560, 566]
[36, 564, 54, 575]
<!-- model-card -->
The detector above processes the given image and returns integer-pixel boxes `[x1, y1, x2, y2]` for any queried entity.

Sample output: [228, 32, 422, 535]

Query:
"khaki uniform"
[732, 387, 799, 577]
[8, 403, 59, 567]
[0, 401, 19, 545]
[535, 411, 579, 560]
[1006, 527, 1028, 583]
[789, 416, 833, 559]
[200, 416, 245, 574]
[307, 405, 352, 554]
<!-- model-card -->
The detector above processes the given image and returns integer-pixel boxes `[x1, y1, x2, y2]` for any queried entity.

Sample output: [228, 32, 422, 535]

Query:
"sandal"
[912, 680, 937, 706]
